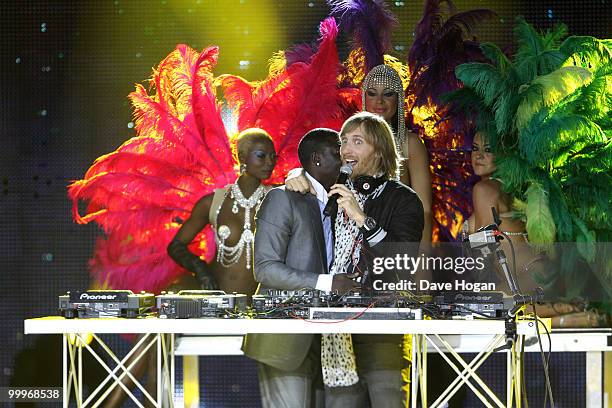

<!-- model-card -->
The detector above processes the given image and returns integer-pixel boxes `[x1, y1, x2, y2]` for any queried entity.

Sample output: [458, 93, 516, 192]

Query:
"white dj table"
[24, 317, 612, 408]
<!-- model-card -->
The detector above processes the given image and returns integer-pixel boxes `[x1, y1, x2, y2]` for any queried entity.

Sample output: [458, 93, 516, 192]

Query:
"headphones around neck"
[353, 175, 387, 195]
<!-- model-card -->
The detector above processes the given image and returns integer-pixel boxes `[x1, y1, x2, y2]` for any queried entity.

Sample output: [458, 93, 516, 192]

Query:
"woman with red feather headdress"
[68, 17, 359, 296]
[67, 17, 360, 406]
[167, 127, 277, 297]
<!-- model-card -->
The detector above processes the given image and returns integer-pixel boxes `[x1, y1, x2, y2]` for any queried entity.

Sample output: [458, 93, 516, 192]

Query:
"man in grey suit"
[244, 128, 357, 408]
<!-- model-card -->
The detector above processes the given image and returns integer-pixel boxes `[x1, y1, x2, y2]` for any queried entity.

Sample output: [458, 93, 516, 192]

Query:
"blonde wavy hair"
[340, 111, 400, 180]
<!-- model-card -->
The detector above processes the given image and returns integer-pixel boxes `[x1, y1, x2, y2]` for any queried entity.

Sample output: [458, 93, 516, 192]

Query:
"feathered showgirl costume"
[327, 2, 498, 404]
[330, 0, 496, 241]
[68, 18, 359, 294]
[406, 0, 497, 241]
[446, 17, 612, 304]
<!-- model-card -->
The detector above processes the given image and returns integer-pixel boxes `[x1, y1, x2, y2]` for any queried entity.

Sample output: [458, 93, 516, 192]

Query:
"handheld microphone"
[323, 164, 353, 217]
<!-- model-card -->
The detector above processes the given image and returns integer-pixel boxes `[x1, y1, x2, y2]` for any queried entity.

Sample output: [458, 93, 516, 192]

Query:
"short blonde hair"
[340, 111, 400, 179]
[234, 128, 274, 162]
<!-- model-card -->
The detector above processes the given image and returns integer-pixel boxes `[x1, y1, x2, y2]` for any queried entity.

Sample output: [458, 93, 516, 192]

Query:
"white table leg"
[83, 335, 150, 408]
[428, 334, 504, 408]
[170, 334, 175, 398]
[158, 334, 162, 407]
[420, 335, 428, 408]
[411, 334, 419, 408]
[506, 348, 512, 407]
[586, 351, 603, 408]
[63, 334, 68, 408]
[79, 340, 83, 406]
[183, 356, 200, 408]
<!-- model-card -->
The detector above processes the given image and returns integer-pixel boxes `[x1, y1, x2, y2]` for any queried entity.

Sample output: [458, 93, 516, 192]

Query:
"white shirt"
[304, 172, 334, 292]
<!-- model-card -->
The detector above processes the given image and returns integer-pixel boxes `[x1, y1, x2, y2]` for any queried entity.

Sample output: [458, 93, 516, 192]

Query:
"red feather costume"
[68, 18, 360, 294]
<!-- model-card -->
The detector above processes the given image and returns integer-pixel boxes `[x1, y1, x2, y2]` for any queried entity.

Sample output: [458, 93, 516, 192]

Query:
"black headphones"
[353, 175, 387, 195]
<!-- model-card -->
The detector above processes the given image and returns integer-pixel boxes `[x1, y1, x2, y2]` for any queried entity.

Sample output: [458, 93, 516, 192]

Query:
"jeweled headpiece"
[361, 64, 406, 151]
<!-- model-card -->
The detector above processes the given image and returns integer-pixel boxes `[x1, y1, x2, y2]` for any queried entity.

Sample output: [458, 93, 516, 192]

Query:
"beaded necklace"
[215, 183, 265, 268]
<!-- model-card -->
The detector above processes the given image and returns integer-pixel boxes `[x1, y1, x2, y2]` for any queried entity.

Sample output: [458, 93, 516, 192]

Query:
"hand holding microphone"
[323, 163, 353, 217]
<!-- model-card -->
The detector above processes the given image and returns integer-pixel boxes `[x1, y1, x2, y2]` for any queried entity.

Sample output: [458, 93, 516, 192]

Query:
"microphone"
[323, 164, 353, 217]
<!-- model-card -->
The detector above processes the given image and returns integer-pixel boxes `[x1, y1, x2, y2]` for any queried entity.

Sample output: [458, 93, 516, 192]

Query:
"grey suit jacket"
[243, 186, 329, 371]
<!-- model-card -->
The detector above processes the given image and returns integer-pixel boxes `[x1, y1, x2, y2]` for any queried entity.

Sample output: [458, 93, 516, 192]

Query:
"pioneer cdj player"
[59, 290, 155, 318]
[432, 291, 512, 318]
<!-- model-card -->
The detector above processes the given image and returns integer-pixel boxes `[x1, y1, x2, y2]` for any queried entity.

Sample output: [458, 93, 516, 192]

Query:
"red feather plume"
[222, 18, 358, 183]
[69, 19, 362, 293]
[69, 44, 233, 293]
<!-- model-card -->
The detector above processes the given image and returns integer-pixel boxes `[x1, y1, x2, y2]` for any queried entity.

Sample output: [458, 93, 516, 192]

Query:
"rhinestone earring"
[240, 163, 247, 174]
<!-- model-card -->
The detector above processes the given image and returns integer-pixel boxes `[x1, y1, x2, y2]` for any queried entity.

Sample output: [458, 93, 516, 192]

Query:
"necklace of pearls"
[215, 183, 266, 268]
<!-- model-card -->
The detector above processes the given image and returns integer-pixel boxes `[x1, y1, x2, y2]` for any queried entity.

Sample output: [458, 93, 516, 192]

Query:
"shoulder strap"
[209, 186, 230, 229]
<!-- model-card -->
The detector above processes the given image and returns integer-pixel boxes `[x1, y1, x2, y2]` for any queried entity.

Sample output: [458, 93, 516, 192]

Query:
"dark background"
[1, 0, 609, 406]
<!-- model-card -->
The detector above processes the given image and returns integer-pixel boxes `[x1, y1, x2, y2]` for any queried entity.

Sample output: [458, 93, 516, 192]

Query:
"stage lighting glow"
[166, 0, 286, 80]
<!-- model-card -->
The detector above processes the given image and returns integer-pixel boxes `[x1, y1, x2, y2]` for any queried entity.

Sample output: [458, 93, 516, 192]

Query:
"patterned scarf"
[321, 180, 385, 387]
[329, 182, 367, 277]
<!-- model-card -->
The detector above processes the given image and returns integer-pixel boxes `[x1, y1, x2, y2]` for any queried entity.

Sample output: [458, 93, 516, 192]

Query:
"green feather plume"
[525, 182, 557, 245]
[445, 17, 612, 307]
[515, 66, 592, 130]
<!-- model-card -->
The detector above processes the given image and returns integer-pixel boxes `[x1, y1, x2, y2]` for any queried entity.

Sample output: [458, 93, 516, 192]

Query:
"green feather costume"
[445, 17, 611, 310]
